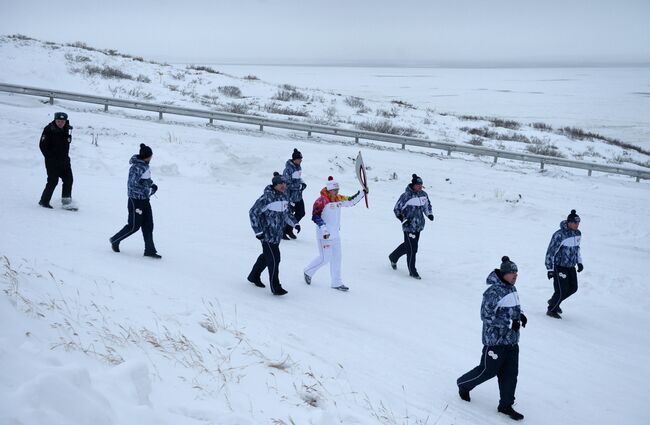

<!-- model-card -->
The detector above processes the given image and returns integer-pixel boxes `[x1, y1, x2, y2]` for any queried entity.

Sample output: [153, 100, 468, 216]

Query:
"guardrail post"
[355, 137, 359, 143]
[49, 96, 54, 105]
[493, 156, 498, 164]
[308, 131, 312, 137]
[401, 143, 405, 149]
[259, 124, 264, 132]
[158, 111, 163, 120]
[447, 149, 451, 156]
[104, 104, 108, 112]
[588, 169, 592, 176]
[636, 176, 640, 183]
[209, 118, 213, 125]
[540, 161, 544, 170]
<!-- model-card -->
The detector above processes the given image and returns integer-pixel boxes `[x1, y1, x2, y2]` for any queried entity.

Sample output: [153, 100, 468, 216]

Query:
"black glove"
[520, 313, 527, 328]
[150, 184, 158, 195]
[547, 271, 555, 280]
[577, 263, 583, 273]
[295, 224, 301, 233]
[427, 214, 434, 221]
[301, 183, 307, 191]
[511, 320, 521, 332]
[397, 214, 404, 222]
[255, 233, 264, 240]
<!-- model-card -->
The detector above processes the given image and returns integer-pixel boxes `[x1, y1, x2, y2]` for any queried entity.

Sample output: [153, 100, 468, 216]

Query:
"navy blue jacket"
[545, 220, 582, 271]
[127, 155, 154, 200]
[282, 159, 305, 203]
[249, 185, 297, 244]
[393, 185, 432, 233]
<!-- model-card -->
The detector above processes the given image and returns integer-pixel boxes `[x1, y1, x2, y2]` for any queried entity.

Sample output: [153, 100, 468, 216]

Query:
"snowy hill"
[1, 35, 650, 425]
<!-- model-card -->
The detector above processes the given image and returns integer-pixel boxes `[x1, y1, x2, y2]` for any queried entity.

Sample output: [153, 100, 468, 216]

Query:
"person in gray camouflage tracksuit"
[388, 174, 433, 279]
[247, 172, 299, 296]
[282, 148, 307, 239]
[109, 144, 160, 258]
[457, 256, 527, 421]
[545, 209, 583, 318]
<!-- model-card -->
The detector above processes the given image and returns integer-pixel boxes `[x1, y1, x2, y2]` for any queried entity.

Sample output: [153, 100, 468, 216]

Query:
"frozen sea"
[210, 64, 650, 148]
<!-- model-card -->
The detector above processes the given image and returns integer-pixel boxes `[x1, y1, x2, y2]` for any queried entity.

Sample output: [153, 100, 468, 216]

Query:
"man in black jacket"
[38, 112, 74, 209]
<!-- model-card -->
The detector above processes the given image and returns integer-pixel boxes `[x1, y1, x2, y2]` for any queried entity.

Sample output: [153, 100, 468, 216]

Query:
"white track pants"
[304, 237, 342, 287]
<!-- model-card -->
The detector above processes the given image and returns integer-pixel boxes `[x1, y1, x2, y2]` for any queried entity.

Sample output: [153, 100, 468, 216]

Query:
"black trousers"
[40, 160, 73, 204]
[457, 344, 519, 409]
[389, 231, 421, 275]
[284, 200, 305, 235]
[110, 198, 157, 254]
[548, 266, 578, 312]
[249, 241, 282, 294]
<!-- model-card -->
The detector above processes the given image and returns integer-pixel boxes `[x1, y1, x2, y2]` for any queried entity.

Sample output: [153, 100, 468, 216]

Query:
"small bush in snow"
[391, 99, 415, 109]
[264, 103, 309, 117]
[467, 137, 484, 146]
[325, 106, 338, 119]
[127, 87, 154, 100]
[218, 86, 242, 98]
[187, 64, 221, 74]
[532, 122, 553, 131]
[223, 102, 249, 114]
[243, 75, 259, 80]
[490, 118, 520, 130]
[84, 65, 134, 80]
[526, 141, 565, 157]
[376, 108, 399, 118]
[9, 34, 34, 41]
[64, 53, 92, 63]
[356, 120, 423, 137]
[344, 96, 365, 109]
[170, 71, 187, 80]
[136, 74, 151, 83]
[461, 126, 498, 139]
[459, 114, 488, 121]
[272, 88, 309, 102]
[67, 41, 98, 52]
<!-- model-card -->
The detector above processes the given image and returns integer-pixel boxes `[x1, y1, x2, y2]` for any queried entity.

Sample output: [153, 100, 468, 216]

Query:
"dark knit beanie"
[139, 143, 153, 159]
[411, 174, 423, 186]
[54, 112, 68, 120]
[292, 148, 303, 160]
[500, 256, 518, 275]
[272, 171, 286, 186]
[567, 209, 580, 223]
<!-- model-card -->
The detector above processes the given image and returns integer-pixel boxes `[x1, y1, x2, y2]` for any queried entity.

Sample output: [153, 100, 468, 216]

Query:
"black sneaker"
[458, 388, 471, 402]
[110, 240, 120, 252]
[546, 310, 562, 319]
[332, 285, 349, 292]
[498, 405, 524, 421]
[410, 272, 422, 280]
[557, 307, 563, 314]
[274, 287, 288, 296]
[144, 252, 162, 259]
[304, 273, 311, 285]
[247, 276, 265, 288]
[286, 228, 297, 239]
[389, 256, 397, 270]
[38, 200, 53, 209]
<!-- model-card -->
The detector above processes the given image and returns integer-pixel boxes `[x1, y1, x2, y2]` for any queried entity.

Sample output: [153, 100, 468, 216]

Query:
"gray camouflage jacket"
[249, 185, 297, 244]
[127, 155, 154, 200]
[393, 185, 433, 233]
[282, 159, 305, 203]
[545, 220, 582, 271]
[481, 270, 523, 346]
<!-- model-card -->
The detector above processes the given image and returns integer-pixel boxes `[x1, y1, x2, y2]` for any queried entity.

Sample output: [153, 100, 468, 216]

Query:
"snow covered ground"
[1, 35, 650, 425]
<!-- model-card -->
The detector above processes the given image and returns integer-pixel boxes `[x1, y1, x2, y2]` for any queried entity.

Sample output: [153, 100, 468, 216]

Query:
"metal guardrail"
[1, 82, 648, 182]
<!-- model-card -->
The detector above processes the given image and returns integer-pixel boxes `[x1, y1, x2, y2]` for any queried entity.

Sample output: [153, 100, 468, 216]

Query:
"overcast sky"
[2, 0, 649, 66]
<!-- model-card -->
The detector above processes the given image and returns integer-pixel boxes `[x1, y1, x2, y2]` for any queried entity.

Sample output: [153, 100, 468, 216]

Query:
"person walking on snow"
[457, 256, 527, 421]
[282, 148, 307, 240]
[109, 143, 161, 258]
[303, 176, 366, 292]
[388, 174, 433, 279]
[545, 209, 583, 319]
[38, 112, 76, 210]
[248, 172, 299, 296]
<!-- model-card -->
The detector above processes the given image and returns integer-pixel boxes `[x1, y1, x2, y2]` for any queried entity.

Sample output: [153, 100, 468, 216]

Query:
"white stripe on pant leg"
[112, 198, 139, 244]
[266, 242, 278, 291]
[458, 347, 490, 388]
[549, 271, 563, 312]
[407, 234, 415, 273]
[304, 235, 329, 278]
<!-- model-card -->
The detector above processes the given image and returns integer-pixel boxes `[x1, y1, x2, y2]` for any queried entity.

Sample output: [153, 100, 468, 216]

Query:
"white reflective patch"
[141, 169, 151, 179]
[496, 292, 520, 309]
[409, 233, 416, 238]
[404, 196, 429, 208]
[488, 350, 498, 360]
[562, 236, 581, 247]
[559, 272, 567, 279]
[263, 200, 288, 213]
[135, 208, 143, 215]
[292, 170, 301, 179]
